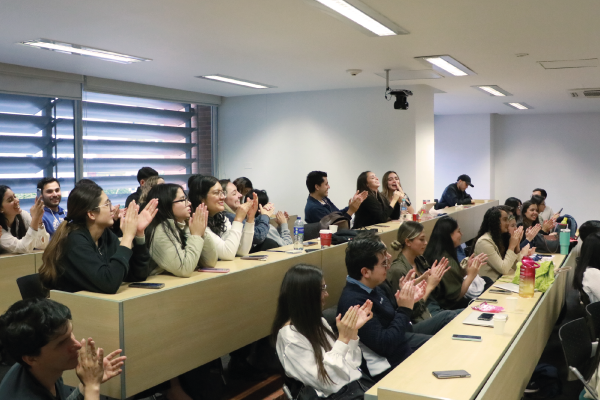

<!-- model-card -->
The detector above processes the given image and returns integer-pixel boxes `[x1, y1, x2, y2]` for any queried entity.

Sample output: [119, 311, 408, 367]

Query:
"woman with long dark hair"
[272, 264, 374, 398]
[423, 217, 484, 309]
[39, 183, 156, 294]
[519, 200, 553, 247]
[381, 171, 413, 220]
[504, 197, 522, 221]
[574, 233, 600, 303]
[189, 175, 257, 260]
[145, 183, 217, 277]
[473, 206, 533, 280]
[0, 185, 48, 253]
[353, 171, 396, 229]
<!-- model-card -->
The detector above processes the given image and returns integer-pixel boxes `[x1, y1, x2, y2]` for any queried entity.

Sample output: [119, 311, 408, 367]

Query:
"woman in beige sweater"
[474, 206, 534, 280]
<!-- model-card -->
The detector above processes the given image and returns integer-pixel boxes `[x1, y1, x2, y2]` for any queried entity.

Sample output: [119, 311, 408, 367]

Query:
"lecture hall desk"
[45, 201, 498, 399]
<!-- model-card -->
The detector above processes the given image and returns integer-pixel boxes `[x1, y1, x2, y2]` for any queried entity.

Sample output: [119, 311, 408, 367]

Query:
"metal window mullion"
[73, 99, 84, 182]
[211, 105, 218, 177]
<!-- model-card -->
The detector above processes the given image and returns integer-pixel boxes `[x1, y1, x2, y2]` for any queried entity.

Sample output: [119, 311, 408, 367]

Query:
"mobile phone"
[477, 313, 495, 321]
[474, 298, 497, 303]
[452, 334, 482, 342]
[128, 282, 165, 289]
[432, 370, 471, 379]
[489, 289, 511, 294]
[36, 188, 42, 198]
[241, 255, 268, 260]
[197, 268, 229, 273]
[304, 241, 318, 245]
[557, 208, 563, 215]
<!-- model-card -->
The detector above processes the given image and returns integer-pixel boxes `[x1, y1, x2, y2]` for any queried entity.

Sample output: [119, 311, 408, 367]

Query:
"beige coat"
[149, 219, 217, 277]
[474, 232, 520, 280]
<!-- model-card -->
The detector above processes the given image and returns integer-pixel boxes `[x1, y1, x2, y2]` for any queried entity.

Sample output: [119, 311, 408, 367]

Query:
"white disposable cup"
[329, 225, 338, 233]
[505, 297, 518, 312]
[493, 314, 508, 335]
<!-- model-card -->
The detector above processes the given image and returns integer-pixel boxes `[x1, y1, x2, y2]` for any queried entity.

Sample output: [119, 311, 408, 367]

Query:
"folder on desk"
[492, 282, 519, 293]
[462, 311, 495, 327]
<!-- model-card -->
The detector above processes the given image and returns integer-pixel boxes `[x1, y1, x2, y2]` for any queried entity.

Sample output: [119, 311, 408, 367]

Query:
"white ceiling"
[2, 0, 600, 114]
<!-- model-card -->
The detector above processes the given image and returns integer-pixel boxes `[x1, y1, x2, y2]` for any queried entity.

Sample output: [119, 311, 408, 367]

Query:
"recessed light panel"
[473, 85, 512, 97]
[505, 102, 532, 110]
[197, 75, 275, 89]
[18, 39, 151, 64]
[416, 55, 476, 76]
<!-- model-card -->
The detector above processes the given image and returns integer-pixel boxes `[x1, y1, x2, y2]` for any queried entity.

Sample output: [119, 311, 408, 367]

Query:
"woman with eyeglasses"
[272, 264, 374, 399]
[0, 185, 49, 254]
[39, 183, 157, 294]
[189, 175, 257, 260]
[145, 183, 217, 277]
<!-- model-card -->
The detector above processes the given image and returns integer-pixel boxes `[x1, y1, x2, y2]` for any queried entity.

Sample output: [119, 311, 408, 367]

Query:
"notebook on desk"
[462, 311, 495, 327]
[493, 282, 519, 293]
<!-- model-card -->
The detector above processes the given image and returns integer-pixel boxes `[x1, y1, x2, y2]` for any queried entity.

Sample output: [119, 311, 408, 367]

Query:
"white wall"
[434, 114, 493, 200]
[218, 86, 434, 217]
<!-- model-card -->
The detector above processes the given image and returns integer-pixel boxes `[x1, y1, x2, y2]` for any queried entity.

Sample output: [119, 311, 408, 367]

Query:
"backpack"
[319, 211, 350, 231]
[332, 229, 359, 245]
[524, 363, 562, 399]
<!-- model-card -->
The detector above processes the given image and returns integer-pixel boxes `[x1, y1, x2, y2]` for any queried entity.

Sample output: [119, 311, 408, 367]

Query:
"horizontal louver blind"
[0, 92, 74, 208]
[82, 92, 197, 206]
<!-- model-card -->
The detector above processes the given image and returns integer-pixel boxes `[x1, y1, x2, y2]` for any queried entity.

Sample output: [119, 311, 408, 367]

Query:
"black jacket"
[353, 193, 393, 229]
[435, 183, 472, 209]
[54, 228, 150, 294]
[0, 363, 82, 400]
[125, 186, 142, 207]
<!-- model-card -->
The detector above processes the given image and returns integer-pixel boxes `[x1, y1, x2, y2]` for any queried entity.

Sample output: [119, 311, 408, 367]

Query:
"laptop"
[462, 311, 500, 327]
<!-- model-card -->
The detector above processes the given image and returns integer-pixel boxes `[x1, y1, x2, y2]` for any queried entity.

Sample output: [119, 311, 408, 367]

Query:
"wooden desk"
[0, 252, 38, 314]
[366, 253, 569, 400]
[47, 201, 498, 399]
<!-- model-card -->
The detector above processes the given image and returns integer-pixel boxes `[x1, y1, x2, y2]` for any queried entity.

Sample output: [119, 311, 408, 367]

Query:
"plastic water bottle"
[401, 198, 408, 220]
[293, 217, 304, 250]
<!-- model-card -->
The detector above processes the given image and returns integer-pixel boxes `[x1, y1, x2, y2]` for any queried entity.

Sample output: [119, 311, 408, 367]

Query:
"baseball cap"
[457, 174, 474, 187]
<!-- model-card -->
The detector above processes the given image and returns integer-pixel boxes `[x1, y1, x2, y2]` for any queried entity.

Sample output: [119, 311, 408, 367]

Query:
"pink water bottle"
[519, 257, 540, 298]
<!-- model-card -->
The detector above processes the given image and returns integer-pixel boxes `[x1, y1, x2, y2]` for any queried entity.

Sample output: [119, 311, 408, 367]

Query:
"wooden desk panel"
[0, 253, 36, 314]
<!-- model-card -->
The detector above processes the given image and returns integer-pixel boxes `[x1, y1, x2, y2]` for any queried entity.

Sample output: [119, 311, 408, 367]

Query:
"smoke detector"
[346, 69, 362, 76]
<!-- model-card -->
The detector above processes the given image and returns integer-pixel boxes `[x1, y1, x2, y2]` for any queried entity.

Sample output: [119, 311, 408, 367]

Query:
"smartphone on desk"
[452, 334, 482, 342]
[432, 370, 471, 379]
[241, 255, 268, 261]
[197, 268, 230, 273]
[128, 282, 165, 289]
[477, 313, 495, 321]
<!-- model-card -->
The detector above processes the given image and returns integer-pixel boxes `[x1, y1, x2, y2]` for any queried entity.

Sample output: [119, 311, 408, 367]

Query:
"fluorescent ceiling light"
[505, 102, 532, 110]
[473, 85, 512, 97]
[416, 55, 476, 76]
[314, 0, 400, 36]
[18, 39, 151, 64]
[197, 75, 274, 89]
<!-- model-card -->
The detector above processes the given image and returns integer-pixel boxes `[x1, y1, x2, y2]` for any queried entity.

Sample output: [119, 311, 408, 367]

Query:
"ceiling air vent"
[569, 89, 600, 98]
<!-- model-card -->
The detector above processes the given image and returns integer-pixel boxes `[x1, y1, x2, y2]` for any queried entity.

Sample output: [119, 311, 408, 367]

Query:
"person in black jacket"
[337, 231, 428, 381]
[39, 182, 157, 294]
[125, 166, 158, 207]
[434, 174, 475, 209]
[353, 171, 397, 229]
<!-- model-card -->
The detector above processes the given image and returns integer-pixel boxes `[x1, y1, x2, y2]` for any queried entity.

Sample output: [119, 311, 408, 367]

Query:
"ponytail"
[39, 221, 82, 287]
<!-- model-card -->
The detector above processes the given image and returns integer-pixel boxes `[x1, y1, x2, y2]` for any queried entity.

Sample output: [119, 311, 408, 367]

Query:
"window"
[0, 92, 75, 209]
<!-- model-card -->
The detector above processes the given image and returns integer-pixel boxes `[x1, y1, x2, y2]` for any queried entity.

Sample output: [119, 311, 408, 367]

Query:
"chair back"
[586, 302, 600, 340]
[16, 274, 47, 300]
[559, 317, 595, 381]
[322, 305, 339, 336]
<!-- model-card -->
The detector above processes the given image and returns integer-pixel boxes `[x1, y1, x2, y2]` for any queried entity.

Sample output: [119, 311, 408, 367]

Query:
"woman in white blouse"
[0, 185, 49, 254]
[574, 233, 600, 304]
[272, 264, 374, 399]
[188, 175, 256, 260]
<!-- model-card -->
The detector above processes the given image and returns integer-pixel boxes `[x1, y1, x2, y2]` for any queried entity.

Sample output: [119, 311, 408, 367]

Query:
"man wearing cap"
[434, 175, 475, 209]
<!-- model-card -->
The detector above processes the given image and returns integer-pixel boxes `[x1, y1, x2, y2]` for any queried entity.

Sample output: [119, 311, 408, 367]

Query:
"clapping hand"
[356, 300, 374, 328]
[137, 198, 158, 235]
[426, 257, 450, 289]
[189, 204, 208, 237]
[349, 190, 368, 213]
[259, 204, 274, 218]
[102, 349, 126, 383]
[509, 226, 523, 251]
[542, 218, 556, 233]
[395, 281, 416, 309]
[336, 306, 359, 344]
[245, 193, 259, 222]
[275, 211, 287, 226]
[526, 224, 542, 242]
[76, 338, 104, 392]
[413, 280, 427, 302]
[466, 254, 482, 278]
[111, 204, 121, 222]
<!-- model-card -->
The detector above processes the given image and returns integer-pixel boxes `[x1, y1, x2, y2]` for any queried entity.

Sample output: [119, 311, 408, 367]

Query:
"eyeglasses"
[321, 284, 328, 292]
[93, 199, 112, 211]
[173, 196, 189, 204]
[211, 190, 227, 198]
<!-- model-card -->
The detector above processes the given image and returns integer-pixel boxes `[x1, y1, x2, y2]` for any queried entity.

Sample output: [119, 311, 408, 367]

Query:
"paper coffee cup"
[505, 297, 518, 312]
[493, 314, 508, 335]
[320, 230, 333, 248]
[328, 225, 338, 233]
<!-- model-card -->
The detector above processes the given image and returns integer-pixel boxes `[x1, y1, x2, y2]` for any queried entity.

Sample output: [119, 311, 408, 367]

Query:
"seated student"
[519, 200, 554, 248]
[473, 207, 534, 280]
[189, 175, 257, 260]
[233, 176, 254, 199]
[304, 171, 367, 224]
[272, 264, 374, 398]
[386, 221, 460, 328]
[573, 220, 600, 260]
[146, 183, 217, 277]
[434, 174, 475, 210]
[138, 175, 165, 210]
[38, 177, 67, 239]
[504, 197, 522, 222]
[245, 189, 293, 248]
[0, 298, 125, 400]
[574, 233, 600, 303]
[221, 179, 271, 249]
[422, 217, 485, 309]
[532, 188, 559, 223]
[337, 231, 425, 379]
[0, 185, 49, 254]
[125, 166, 158, 207]
[39, 184, 156, 294]
[353, 171, 395, 229]
[381, 171, 414, 219]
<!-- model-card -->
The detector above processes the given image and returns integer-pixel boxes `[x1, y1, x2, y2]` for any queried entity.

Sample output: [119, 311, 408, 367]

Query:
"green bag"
[511, 260, 555, 293]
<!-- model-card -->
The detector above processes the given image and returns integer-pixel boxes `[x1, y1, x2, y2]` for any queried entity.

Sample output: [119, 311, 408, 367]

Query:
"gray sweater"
[267, 223, 293, 247]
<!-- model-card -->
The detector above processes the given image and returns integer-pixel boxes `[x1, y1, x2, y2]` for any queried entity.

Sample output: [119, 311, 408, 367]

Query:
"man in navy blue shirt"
[435, 174, 475, 209]
[304, 171, 367, 223]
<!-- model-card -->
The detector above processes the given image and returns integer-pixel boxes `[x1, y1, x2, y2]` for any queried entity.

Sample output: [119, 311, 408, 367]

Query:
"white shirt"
[205, 218, 254, 260]
[583, 268, 600, 304]
[0, 210, 49, 254]
[276, 318, 362, 397]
